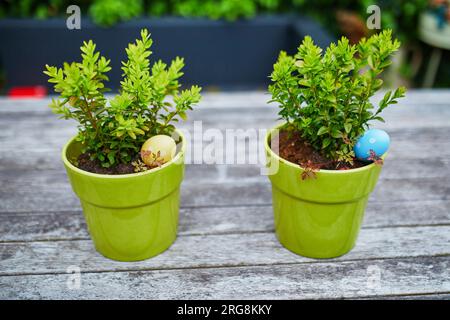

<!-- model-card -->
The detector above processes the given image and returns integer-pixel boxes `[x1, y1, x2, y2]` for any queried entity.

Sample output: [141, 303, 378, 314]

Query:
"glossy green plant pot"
[62, 131, 185, 262]
[265, 125, 383, 259]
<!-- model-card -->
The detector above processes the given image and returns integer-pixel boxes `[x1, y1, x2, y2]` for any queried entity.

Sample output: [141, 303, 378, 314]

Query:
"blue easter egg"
[354, 129, 390, 160]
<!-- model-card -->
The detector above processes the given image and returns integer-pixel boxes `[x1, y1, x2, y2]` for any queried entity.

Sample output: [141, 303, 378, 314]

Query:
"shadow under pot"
[264, 124, 383, 259]
[61, 130, 185, 262]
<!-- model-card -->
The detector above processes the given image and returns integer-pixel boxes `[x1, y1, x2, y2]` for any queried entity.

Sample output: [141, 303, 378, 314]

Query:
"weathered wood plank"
[1, 199, 449, 242]
[0, 256, 448, 299]
[0, 93, 450, 120]
[358, 293, 450, 300]
[1, 158, 449, 189]
[1, 176, 449, 212]
[1, 129, 450, 177]
[1, 90, 449, 113]
[1, 113, 450, 147]
[0, 226, 448, 276]
[0, 91, 449, 149]
[1, 143, 449, 176]
[2, 105, 450, 132]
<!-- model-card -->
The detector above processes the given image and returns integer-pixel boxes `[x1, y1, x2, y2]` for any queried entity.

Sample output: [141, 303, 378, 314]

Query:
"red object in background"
[8, 86, 47, 98]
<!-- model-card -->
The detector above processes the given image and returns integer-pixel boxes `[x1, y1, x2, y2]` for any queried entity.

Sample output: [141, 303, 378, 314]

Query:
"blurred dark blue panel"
[0, 16, 334, 91]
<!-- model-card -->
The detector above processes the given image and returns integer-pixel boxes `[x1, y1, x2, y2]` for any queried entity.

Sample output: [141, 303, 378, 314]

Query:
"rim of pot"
[265, 123, 385, 174]
[62, 128, 186, 179]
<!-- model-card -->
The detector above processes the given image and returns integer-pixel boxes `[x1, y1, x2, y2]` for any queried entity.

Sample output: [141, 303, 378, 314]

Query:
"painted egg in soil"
[141, 135, 177, 166]
[354, 129, 390, 160]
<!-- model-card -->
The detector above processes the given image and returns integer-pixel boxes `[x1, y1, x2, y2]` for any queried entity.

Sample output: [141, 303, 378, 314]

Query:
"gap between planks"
[1, 177, 450, 213]
[0, 254, 449, 278]
[0, 221, 449, 244]
[1, 198, 449, 243]
[0, 255, 448, 299]
[0, 225, 449, 276]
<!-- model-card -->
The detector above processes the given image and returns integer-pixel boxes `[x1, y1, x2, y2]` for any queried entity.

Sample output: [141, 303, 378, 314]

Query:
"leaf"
[367, 55, 375, 69]
[134, 128, 145, 135]
[317, 127, 328, 136]
[326, 95, 337, 103]
[331, 129, 342, 138]
[344, 123, 352, 133]
[179, 112, 187, 121]
[373, 116, 385, 123]
[322, 138, 331, 149]
[373, 78, 383, 89]
[382, 90, 392, 104]
[107, 152, 115, 165]
[299, 79, 311, 87]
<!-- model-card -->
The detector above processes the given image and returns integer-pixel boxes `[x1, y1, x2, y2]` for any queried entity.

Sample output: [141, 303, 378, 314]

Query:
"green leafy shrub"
[0, 0, 428, 39]
[370, 0, 428, 43]
[89, 0, 143, 26]
[44, 29, 201, 168]
[0, 0, 284, 22]
[147, 0, 281, 21]
[269, 29, 406, 163]
[172, 0, 257, 21]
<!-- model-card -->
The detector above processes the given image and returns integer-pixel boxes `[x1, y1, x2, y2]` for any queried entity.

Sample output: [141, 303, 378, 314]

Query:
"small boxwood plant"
[44, 29, 201, 169]
[269, 29, 406, 165]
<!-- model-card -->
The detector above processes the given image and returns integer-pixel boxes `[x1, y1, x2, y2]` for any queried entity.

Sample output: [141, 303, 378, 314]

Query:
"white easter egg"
[141, 135, 177, 166]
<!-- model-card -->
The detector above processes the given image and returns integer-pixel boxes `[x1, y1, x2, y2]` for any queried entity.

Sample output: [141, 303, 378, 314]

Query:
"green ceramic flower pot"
[265, 125, 383, 259]
[62, 130, 185, 262]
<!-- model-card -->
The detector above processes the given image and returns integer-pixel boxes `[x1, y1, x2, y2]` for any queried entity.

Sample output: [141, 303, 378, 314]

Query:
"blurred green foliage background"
[0, 0, 428, 40]
[0, 0, 448, 88]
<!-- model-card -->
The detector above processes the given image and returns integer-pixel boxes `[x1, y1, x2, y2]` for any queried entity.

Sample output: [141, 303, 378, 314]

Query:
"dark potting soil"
[77, 153, 149, 175]
[273, 129, 369, 171]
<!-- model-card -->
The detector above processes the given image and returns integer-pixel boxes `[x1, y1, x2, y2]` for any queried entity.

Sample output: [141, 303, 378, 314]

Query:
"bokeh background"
[1, 0, 449, 96]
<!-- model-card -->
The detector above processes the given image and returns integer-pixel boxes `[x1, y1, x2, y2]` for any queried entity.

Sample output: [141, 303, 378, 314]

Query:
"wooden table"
[0, 90, 449, 299]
